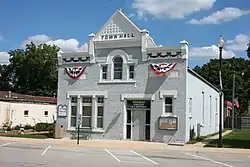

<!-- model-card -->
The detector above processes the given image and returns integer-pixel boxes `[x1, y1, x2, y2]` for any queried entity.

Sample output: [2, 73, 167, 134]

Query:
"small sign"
[77, 114, 82, 125]
[126, 100, 151, 109]
[158, 116, 178, 130]
[57, 104, 67, 117]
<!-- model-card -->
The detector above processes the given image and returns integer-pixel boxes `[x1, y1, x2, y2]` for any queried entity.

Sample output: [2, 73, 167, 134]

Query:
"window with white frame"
[44, 111, 48, 116]
[202, 92, 205, 125]
[129, 65, 135, 79]
[189, 98, 192, 116]
[165, 97, 173, 113]
[209, 95, 212, 124]
[24, 110, 29, 117]
[102, 65, 108, 80]
[81, 96, 92, 128]
[70, 96, 77, 127]
[215, 97, 218, 114]
[97, 96, 104, 129]
[113, 56, 123, 79]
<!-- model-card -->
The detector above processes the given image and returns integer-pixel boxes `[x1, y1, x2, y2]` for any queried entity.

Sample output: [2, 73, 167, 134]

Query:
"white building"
[0, 91, 57, 128]
[56, 9, 223, 144]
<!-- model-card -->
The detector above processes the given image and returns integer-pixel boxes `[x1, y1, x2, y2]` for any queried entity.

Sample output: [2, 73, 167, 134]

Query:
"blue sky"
[0, 0, 249, 67]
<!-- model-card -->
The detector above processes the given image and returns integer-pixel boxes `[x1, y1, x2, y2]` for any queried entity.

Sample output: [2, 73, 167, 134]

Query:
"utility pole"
[232, 70, 235, 129]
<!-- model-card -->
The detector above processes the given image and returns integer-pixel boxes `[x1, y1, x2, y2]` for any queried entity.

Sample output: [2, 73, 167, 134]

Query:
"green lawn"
[0, 134, 48, 139]
[187, 129, 227, 144]
[205, 129, 250, 149]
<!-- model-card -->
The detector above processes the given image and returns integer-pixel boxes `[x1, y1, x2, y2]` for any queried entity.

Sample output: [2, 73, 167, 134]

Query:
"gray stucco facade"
[56, 9, 221, 144]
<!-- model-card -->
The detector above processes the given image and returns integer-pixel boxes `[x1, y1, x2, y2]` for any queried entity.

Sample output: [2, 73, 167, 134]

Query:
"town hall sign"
[101, 33, 135, 40]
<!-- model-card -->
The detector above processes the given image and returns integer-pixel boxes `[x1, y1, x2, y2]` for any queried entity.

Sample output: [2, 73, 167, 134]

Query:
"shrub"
[24, 124, 34, 130]
[34, 123, 53, 132]
[13, 125, 21, 130]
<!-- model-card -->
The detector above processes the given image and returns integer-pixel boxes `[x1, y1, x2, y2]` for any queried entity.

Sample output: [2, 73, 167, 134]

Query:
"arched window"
[113, 56, 123, 79]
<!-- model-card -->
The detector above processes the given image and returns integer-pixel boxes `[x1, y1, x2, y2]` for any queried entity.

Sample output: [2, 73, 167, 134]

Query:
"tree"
[0, 64, 12, 91]
[7, 42, 59, 96]
[245, 45, 250, 100]
[194, 57, 249, 115]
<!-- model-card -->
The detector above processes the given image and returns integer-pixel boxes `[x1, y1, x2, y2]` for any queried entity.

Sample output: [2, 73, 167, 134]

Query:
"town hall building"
[56, 9, 223, 144]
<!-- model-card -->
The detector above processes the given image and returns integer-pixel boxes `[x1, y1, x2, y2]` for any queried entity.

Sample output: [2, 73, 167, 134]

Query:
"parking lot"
[0, 140, 250, 167]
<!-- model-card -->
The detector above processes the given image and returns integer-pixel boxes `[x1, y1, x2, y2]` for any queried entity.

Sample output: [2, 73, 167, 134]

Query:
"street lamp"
[218, 35, 224, 148]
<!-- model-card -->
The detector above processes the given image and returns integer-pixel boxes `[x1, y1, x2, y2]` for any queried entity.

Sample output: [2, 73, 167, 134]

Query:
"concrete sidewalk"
[193, 130, 233, 147]
[1, 135, 250, 154]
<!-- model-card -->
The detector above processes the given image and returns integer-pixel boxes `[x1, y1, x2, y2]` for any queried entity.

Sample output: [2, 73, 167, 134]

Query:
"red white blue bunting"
[65, 66, 86, 79]
[150, 63, 177, 75]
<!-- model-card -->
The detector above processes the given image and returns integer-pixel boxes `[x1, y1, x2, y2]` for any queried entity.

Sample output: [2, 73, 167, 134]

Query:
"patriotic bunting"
[65, 66, 86, 79]
[150, 63, 177, 75]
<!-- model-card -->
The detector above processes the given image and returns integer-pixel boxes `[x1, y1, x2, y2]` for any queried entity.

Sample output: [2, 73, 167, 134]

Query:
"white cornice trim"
[66, 91, 108, 99]
[121, 93, 155, 101]
[159, 90, 178, 99]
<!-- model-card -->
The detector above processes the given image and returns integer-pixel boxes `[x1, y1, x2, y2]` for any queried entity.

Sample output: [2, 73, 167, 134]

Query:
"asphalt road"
[0, 140, 250, 167]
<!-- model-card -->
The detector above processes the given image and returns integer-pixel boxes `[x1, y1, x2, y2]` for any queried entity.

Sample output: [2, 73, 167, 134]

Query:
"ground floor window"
[165, 97, 173, 113]
[97, 96, 104, 129]
[70, 96, 77, 127]
[69, 95, 105, 129]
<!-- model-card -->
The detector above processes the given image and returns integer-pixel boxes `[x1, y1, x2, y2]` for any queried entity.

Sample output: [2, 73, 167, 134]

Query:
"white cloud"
[225, 34, 250, 51]
[190, 45, 235, 59]
[0, 52, 10, 64]
[21, 34, 88, 52]
[131, 0, 216, 19]
[188, 8, 250, 24]
[0, 34, 89, 64]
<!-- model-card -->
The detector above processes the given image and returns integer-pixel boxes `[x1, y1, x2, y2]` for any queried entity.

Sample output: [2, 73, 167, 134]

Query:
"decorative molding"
[106, 49, 135, 64]
[66, 91, 108, 99]
[159, 90, 178, 99]
[63, 57, 90, 63]
[147, 51, 182, 58]
[121, 93, 155, 101]
[98, 80, 136, 84]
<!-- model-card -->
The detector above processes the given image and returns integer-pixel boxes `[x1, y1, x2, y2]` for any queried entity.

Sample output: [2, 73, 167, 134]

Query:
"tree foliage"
[194, 57, 250, 115]
[0, 42, 59, 97]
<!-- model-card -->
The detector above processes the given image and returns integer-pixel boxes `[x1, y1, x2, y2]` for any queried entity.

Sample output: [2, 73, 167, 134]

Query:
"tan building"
[0, 91, 57, 128]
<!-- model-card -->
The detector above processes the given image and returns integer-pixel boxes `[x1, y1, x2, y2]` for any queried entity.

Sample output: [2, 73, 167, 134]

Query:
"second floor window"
[102, 65, 107, 80]
[113, 56, 123, 79]
[129, 65, 134, 79]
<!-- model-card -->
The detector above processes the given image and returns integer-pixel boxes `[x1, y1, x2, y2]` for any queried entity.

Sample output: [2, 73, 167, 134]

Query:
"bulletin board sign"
[57, 104, 68, 117]
[158, 116, 178, 130]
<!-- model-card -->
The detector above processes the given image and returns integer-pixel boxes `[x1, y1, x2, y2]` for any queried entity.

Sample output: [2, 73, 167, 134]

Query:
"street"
[0, 140, 250, 167]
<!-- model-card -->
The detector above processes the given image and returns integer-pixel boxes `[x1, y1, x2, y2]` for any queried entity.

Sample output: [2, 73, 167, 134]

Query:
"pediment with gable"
[94, 10, 141, 41]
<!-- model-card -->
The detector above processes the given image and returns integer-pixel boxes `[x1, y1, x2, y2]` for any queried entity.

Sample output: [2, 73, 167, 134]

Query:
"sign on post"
[77, 114, 82, 126]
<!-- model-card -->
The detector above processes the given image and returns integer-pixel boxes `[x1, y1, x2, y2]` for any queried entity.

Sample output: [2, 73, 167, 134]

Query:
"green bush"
[13, 125, 21, 130]
[24, 124, 34, 130]
[34, 123, 53, 132]
[12, 124, 34, 130]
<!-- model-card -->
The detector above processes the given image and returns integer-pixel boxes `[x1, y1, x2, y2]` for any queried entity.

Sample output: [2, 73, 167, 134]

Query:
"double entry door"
[126, 109, 150, 141]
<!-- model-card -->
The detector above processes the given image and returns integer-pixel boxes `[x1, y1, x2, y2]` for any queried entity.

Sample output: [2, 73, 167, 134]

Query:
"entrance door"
[145, 109, 150, 141]
[126, 100, 151, 141]
[132, 109, 146, 141]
